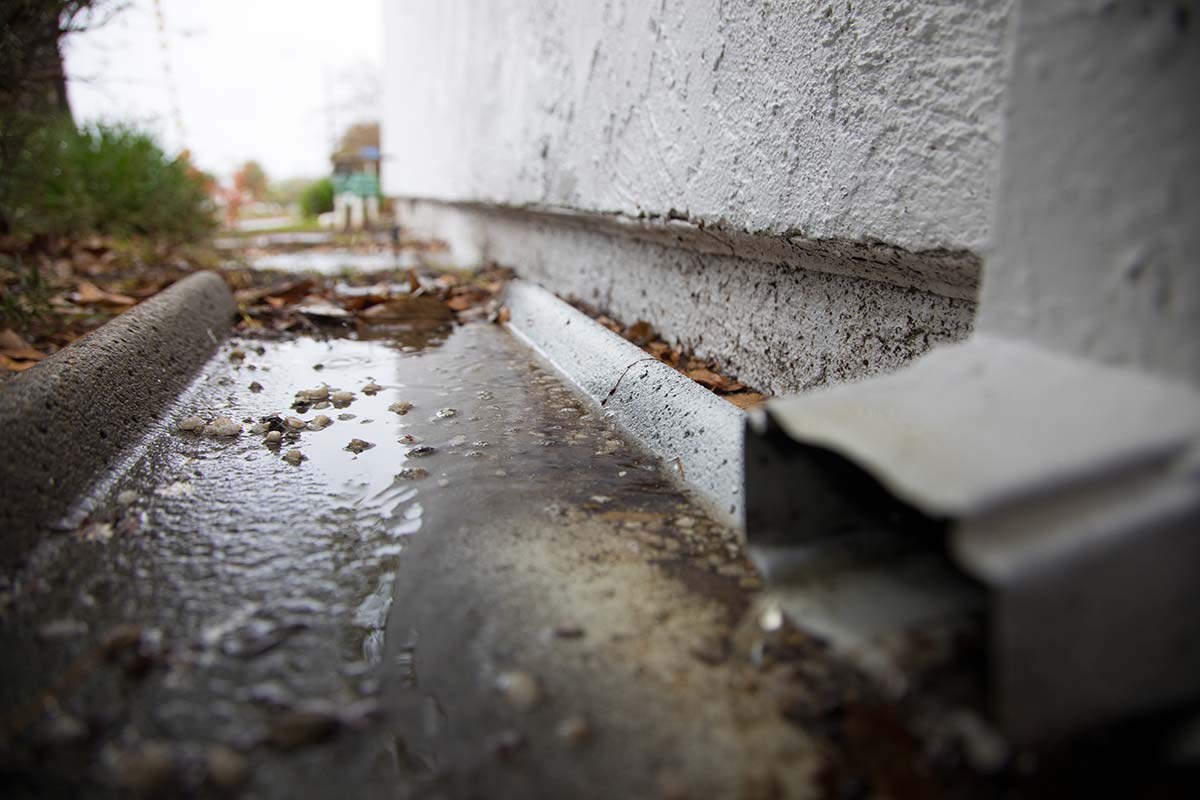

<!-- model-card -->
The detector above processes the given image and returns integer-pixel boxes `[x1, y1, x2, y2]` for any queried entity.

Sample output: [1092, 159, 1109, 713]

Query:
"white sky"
[64, 0, 384, 182]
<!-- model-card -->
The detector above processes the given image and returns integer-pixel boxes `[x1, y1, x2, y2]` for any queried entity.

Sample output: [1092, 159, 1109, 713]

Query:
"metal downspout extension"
[744, 335, 1200, 742]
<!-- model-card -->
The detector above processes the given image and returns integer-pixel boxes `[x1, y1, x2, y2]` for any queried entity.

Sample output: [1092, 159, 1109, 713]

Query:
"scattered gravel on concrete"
[556, 715, 591, 747]
[495, 669, 540, 711]
[204, 417, 242, 437]
[397, 467, 428, 480]
[205, 744, 249, 789]
[268, 708, 340, 750]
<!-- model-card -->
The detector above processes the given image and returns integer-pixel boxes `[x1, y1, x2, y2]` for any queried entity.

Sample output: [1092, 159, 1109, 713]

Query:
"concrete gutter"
[0, 271, 236, 569]
[504, 280, 745, 527]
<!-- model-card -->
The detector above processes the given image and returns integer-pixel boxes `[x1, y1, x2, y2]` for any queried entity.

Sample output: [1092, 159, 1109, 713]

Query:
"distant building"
[330, 146, 381, 230]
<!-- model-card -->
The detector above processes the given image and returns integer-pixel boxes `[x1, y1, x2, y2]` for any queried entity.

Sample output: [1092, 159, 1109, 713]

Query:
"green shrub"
[299, 177, 334, 219]
[0, 120, 217, 245]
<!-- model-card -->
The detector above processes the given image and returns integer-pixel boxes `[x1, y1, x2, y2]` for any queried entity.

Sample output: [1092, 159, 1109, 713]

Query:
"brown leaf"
[725, 392, 765, 410]
[74, 281, 136, 307]
[626, 320, 654, 346]
[0, 329, 30, 350]
[0, 355, 39, 372]
[686, 368, 725, 390]
[496, 305, 511, 324]
[0, 347, 46, 362]
[357, 296, 454, 324]
[293, 296, 350, 319]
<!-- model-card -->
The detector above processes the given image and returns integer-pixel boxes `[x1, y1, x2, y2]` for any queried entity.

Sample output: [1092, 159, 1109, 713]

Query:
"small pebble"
[117, 489, 138, 506]
[675, 516, 696, 529]
[309, 415, 332, 429]
[556, 715, 591, 747]
[362, 381, 382, 395]
[406, 445, 436, 457]
[435, 407, 458, 419]
[34, 710, 87, 747]
[177, 416, 205, 432]
[397, 467, 428, 480]
[388, 401, 413, 415]
[38, 618, 89, 640]
[285, 416, 307, 430]
[267, 709, 339, 750]
[264, 430, 283, 444]
[345, 438, 374, 454]
[204, 417, 241, 437]
[299, 385, 329, 401]
[337, 413, 356, 421]
[554, 624, 585, 640]
[495, 670, 540, 711]
[110, 741, 176, 794]
[229, 348, 246, 361]
[205, 744, 248, 789]
[248, 381, 263, 393]
[331, 391, 354, 406]
[282, 449, 305, 466]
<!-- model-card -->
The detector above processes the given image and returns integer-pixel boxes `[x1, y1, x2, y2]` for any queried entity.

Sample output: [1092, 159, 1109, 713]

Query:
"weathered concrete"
[383, 0, 1011, 255]
[979, 0, 1200, 386]
[429, 203, 974, 396]
[506, 280, 745, 525]
[0, 271, 235, 568]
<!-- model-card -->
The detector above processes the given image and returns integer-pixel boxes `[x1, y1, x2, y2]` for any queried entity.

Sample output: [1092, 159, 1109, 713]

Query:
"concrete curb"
[504, 280, 745, 528]
[0, 271, 236, 567]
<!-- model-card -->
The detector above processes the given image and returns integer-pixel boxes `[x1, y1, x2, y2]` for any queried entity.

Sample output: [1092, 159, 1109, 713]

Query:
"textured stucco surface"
[0, 272, 235, 568]
[383, 0, 1011, 255]
[979, 0, 1200, 385]
[403, 200, 975, 396]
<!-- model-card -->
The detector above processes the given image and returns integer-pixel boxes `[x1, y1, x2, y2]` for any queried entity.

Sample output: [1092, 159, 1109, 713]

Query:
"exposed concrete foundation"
[400, 199, 976, 396]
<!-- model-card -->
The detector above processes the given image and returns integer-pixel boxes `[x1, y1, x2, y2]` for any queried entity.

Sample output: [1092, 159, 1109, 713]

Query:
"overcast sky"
[64, 0, 384, 182]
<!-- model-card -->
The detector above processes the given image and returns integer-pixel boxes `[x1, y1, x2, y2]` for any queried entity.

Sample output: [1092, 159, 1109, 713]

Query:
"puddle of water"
[0, 321, 691, 795]
[244, 249, 421, 274]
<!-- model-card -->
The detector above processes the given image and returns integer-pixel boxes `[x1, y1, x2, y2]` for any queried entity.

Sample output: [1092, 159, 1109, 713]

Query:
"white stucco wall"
[383, 0, 1011, 255]
[979, 0, 1200, 385]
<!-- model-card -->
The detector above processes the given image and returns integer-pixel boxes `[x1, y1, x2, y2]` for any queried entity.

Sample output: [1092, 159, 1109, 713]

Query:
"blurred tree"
[0, 0, 111, 233]
[236, 160, 268, 201]
[299, 178, 334, 219]
[335, 121, 379, 158]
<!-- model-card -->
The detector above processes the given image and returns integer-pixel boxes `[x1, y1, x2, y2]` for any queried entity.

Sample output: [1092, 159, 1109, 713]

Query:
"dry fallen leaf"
[725, 392, 765, 410]
[74, 281, 136, 307]
[357, 296, 454, 324]
[0, 354, 39, 372]
[626, 320, 655, 346]
[0, 329, 30, 351]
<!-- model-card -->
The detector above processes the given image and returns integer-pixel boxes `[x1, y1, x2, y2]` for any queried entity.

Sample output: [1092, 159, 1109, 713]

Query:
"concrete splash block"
[504, 280, 745, 528]
[0, 271, 236, 566]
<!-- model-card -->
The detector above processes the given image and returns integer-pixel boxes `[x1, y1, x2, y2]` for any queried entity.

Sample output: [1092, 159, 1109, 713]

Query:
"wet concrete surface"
[0, 321, 837, 798]
[4, 319, 1193, 798]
